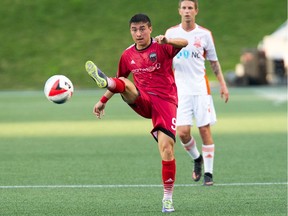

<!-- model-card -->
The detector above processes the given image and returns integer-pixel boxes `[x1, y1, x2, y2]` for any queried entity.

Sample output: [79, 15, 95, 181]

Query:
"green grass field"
[0, 86, 287, 216]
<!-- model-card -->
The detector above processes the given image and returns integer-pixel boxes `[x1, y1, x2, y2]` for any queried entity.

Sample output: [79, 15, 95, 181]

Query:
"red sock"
[162, 159, 176, 200]
[108, 78, 125, 93]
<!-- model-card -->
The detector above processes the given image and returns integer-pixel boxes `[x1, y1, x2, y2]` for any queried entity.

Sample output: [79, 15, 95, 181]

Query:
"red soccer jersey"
[117, 38, 181, 105]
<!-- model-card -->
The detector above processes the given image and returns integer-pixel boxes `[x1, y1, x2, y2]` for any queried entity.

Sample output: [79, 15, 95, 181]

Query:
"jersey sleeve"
[117, 53, 130, 78]
[165, 25, 179, 39]
[205, 32, 218, 61]
[165, 29, 172, 39]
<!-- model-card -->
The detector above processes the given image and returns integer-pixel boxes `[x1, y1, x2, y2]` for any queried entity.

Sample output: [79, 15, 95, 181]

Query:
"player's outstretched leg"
[85, 60, 108, 88]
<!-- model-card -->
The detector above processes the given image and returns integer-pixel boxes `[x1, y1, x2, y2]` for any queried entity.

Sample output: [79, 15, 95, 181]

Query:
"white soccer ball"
[44, 75, 74, 104]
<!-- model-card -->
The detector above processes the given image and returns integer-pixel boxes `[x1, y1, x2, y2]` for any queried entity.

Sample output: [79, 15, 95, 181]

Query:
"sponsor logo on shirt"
[131, 63, 161, 74]
[176, 50, 201, 59]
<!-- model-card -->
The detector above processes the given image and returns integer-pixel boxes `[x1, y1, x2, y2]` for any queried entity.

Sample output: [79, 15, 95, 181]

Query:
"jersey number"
[171, 118, 177, 131]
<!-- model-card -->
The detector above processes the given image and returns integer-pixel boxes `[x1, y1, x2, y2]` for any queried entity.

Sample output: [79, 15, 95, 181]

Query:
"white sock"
[202, 144, 215, 174]
[181, 137, 200, 160]
[107, 78, 115, 89]
[163, 187, 173, 201]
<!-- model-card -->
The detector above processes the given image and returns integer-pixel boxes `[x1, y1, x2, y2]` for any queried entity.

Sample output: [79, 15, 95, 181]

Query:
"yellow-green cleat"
[85, 60, 108, 88]
[162, 199, 175, 213]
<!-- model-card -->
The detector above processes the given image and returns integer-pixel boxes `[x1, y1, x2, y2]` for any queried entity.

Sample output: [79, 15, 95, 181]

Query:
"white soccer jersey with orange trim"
[165, 24, 218, 96]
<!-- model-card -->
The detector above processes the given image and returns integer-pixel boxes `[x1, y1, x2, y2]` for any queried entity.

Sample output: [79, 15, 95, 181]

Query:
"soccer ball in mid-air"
[44, 75, 74, 104]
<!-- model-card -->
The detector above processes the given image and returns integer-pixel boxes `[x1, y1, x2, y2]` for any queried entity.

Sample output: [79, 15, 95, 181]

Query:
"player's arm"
[155, 35, 188, 48]
[93, 90, 114, 119]
[209, 60, 229, 103]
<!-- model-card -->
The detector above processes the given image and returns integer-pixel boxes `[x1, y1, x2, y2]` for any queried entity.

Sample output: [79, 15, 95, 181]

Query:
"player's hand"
[220, 85, 229, 103]
[93, 101, 106, 119]
[155, 35, 168, 44]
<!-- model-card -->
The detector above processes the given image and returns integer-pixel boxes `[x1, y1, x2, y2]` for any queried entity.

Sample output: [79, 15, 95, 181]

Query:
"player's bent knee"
[177, 129, 190, 142]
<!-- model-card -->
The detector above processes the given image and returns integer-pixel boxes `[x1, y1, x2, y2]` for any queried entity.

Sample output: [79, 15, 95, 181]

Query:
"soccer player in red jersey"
[85, 13, 187, 213]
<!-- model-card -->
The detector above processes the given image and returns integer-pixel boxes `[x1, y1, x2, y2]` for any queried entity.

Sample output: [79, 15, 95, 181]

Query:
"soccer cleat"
[203, 173, 214, 186]
[85, 60, 108, 88]
[192, 155, 203, 182]
[162, 199, 175, 213]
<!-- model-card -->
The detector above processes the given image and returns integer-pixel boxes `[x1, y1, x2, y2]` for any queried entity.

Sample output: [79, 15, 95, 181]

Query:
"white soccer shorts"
[176, 95, 217, 127]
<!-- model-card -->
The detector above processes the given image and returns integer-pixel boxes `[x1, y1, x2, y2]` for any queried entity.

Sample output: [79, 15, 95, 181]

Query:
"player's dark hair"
[178, 0, 198, 9]
[129, 13, 151, 27]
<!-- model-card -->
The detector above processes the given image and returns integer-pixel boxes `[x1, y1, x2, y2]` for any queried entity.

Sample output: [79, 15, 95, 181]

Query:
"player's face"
[130, 22, 152, 50]
[179, 1, 198, 23]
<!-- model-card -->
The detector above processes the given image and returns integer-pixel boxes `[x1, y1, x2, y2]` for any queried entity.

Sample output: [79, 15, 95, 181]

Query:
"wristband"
[100, 95, 109, 104]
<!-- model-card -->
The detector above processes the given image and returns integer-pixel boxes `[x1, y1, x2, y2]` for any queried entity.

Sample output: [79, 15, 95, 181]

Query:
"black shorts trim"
[151, 127, 176, 143]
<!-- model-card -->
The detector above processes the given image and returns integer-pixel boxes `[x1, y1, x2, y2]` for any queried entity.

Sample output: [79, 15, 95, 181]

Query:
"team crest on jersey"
[193, 37, 202, 48]
[149, 52, 157, 62]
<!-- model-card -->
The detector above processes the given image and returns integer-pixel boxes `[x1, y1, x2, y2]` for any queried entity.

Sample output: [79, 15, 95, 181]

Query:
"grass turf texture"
[0, 0, 286, 89]
[0, 87, 287, 215]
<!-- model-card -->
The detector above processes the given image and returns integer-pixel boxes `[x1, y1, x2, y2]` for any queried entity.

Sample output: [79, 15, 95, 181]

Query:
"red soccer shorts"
[127, 90, 177, 142]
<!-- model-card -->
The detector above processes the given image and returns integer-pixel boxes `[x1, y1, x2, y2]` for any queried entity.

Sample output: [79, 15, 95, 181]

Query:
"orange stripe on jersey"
[202, 146, 214, 152]
[198, 25, 215, 44]
[204, 74, 211, 95]
[203, 49, 207, 59]
[202, 51, 211, 95]
[198, 25, 212, 33]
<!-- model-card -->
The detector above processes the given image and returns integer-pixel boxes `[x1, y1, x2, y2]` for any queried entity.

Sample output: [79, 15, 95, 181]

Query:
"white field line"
[0, 182, 287, 189]
[253, 88, 287, 105]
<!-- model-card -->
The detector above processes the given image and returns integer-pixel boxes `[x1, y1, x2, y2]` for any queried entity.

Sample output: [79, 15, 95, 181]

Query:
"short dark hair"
[178, 0, 198, 9]
[129, 13, 152, 27]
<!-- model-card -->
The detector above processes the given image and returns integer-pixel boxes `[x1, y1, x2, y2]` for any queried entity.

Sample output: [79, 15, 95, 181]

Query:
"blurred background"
[0, 0, 287, 90]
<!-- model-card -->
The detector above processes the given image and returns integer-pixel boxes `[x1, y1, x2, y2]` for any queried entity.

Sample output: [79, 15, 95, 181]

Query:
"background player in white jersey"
[165, 0, 229, 186]
[85, 14, 188, 212]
